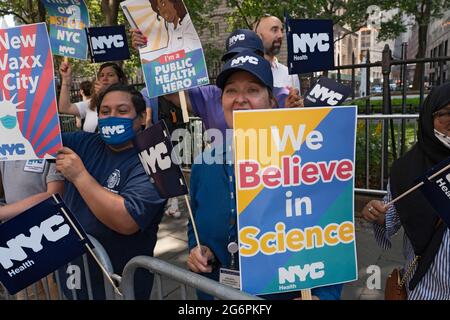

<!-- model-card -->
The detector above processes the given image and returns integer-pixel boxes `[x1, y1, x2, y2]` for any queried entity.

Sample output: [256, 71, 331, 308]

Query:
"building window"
[361, 30, 371, 49]
[210, 22, 220, 37]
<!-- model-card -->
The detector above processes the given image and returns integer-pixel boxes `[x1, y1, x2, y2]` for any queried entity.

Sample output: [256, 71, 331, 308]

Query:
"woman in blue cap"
[186, 50, 342, 300]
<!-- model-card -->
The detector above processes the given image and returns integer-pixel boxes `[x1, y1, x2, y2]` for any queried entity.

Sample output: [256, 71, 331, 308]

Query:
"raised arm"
[59, 61, 81, 116]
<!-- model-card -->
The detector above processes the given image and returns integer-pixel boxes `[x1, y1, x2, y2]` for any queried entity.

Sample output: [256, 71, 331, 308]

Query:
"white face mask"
[434, 129, 450, 149]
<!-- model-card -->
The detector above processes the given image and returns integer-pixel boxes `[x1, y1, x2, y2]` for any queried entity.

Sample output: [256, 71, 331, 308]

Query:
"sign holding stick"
[133, 121, 202, 248]
[385, 157, 450, 228]
[286, 17, 334, 74]
[85, 25, 130, 63]
[304, 77, 352, 107]
[0, 194, 92, 295]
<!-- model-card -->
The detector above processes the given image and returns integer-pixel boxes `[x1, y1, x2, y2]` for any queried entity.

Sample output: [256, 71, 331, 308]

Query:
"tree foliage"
[374, 0, 450, 88]
[223, 0, 374, 37]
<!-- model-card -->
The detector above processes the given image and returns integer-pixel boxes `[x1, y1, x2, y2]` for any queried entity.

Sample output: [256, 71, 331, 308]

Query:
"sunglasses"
[433, 109, 450, 124]
[254, 14, 272, 32]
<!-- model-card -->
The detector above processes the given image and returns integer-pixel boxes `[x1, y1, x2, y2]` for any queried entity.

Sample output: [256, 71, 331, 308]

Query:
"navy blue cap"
[216, 50, 273, 91]
[221, 29, 264, 62]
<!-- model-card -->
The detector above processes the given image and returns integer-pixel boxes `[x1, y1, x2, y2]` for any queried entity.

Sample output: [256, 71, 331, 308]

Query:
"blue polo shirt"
[188, 145, 342, 300]
[60, 131, 166, 299]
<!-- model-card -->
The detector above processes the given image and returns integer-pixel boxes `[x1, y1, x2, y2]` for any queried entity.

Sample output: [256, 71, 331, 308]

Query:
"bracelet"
[62, 83, 72, 87]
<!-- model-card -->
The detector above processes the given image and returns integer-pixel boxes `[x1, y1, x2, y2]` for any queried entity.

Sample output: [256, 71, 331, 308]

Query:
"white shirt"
[75, 99, 98, 133]
[271, 57, 301, 91]
[140, 13, 202, 62]
[166, 13, 201, 53]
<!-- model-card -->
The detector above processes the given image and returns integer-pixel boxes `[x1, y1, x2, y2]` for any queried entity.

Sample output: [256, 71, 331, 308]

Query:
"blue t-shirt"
[60, 132, 166, 299]
[188, 145, 342, 300]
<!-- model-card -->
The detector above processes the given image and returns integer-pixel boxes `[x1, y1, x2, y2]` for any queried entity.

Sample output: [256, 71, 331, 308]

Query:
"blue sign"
[134, 120, 188, 198]
[40, 0, 90, 60]
[234, 107, 358, 295]
[286, 18, 334, 74]
[86, 25, 130, 63]
[420, 157, 450, 229]
[304, 77, 352, 107]
[0, 194, 91, 295]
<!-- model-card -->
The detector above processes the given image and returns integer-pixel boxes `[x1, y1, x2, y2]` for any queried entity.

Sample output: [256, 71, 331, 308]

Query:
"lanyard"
[224, 161, 238, 269]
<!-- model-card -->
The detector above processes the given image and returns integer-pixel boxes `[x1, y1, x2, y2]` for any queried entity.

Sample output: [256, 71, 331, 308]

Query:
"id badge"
[219, 268, 240, 289]
[23, 160, 45, 173]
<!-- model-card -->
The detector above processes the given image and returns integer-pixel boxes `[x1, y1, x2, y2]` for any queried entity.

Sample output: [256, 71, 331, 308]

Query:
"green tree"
[0, 0, 46, 24]
[223, 0, 373, 40]
[376, 0, 450, 90]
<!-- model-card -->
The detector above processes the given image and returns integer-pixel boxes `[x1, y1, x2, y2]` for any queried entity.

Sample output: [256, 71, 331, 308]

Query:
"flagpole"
[179, 90, 190, 123]
[52, 195, 123, 297]
[160, 127, 202, 252]
[183, 193, 202, 251]
[301, 289, 312, 300]
[386, 162, 450, 207]
[292, 73, 311, 300]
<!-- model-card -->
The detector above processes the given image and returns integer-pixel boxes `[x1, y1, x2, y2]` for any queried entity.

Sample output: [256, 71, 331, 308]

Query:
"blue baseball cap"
[216, 50, 273, 91]
[221, 29, 265, 62]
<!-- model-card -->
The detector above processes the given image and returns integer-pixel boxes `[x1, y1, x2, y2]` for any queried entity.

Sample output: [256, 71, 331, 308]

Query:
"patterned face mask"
[434, 129, 450, 149]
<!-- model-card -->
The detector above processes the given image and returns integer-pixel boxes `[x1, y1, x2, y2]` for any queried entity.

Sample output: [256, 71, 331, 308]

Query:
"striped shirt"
[373, 184, 450, 300]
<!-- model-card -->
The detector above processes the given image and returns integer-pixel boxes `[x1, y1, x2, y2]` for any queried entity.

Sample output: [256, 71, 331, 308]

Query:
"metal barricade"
[120, 256, 262, 300]
[356, 113, 419, 196]
[59, 114, 79, 133]
[0, 235, 116, 300]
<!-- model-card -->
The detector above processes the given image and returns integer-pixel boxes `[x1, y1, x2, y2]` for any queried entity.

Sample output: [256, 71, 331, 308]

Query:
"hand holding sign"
[56, 147, 87, 183]
[285, 86, 304, 108]
[130, 28, 148, 49]
[362, 200, 387, 225]
[187, 245, 215, 273]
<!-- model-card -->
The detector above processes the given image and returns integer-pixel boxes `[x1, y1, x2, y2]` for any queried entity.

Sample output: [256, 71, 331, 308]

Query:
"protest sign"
[419, 157, 450, 228]
[234, 107, 358, 295]
[121, 0, 209, 98]
[304, 77, 352, 107]
[86, 25, 130, 63]
[0, 194, 91, 295]
[286, 18, 334, 74]
[134, 120, 188, 198]
[41, 0, 90, 60]
[0, 23, 62, 160]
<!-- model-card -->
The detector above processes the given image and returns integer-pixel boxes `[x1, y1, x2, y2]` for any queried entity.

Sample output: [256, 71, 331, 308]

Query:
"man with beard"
[254, 15, 301, 91]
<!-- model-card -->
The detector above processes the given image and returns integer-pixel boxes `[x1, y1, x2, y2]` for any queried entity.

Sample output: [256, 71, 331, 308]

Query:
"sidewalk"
[153, 196, 405, 300]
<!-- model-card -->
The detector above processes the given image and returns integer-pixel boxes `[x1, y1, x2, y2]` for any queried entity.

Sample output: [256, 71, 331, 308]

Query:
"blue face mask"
[0, 115, 17, 129]
[98, 116, 137, 146]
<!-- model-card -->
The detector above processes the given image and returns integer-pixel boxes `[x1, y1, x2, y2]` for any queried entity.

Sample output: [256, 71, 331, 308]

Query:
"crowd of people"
[0, 13, 448, 300]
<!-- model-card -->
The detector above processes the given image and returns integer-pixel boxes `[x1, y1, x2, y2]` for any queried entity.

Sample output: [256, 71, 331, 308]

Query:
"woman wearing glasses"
[362, 82, 450, 299]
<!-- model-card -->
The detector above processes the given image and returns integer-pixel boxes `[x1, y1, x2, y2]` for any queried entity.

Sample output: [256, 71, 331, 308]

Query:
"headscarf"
[390, 82, 450, 289]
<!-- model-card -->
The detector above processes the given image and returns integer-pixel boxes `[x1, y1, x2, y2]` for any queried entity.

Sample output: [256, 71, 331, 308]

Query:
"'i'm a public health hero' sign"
[234, 107, 358, 295]
[120, 0, 209, 98]
[286, 18, 334, 74]
[40, 0, 90, 60]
